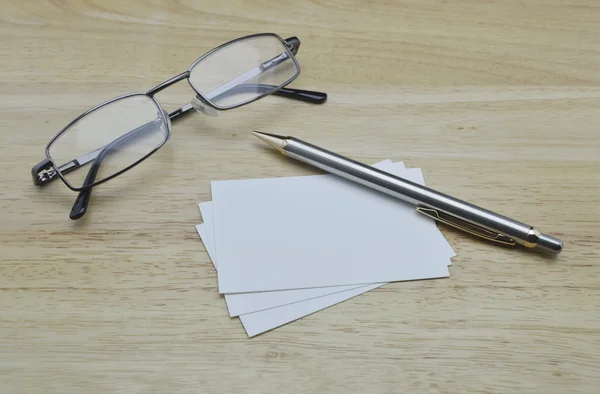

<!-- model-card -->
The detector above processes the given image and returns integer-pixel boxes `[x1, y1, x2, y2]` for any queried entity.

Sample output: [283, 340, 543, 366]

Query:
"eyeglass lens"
[189, 34, 299, 109]
[47, 94, 169, 189]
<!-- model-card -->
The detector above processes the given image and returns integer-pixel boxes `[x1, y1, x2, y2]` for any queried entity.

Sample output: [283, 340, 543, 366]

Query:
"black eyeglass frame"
[31, 32, 327, 219]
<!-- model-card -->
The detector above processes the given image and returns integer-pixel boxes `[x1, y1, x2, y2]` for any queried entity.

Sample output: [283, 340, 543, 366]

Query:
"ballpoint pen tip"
[252, 131, 287, 154]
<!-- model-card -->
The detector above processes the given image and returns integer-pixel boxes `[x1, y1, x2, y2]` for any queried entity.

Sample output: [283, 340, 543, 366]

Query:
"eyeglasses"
[31, 32, 327, 220]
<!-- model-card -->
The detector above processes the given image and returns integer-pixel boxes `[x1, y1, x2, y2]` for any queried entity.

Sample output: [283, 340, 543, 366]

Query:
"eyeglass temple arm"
[167, 86, 326, 122]
[208, 85, 327, 106]
[169, 83, 327, 120]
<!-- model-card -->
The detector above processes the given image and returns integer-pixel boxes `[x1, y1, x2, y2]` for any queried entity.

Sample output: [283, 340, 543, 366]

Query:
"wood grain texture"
[1, 1, 599, 393]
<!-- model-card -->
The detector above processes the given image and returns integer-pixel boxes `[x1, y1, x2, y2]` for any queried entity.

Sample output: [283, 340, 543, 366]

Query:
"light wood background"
[1, 1, 599, 393]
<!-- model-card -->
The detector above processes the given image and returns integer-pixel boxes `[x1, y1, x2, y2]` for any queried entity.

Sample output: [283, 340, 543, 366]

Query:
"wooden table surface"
[1, 1, 599, 393]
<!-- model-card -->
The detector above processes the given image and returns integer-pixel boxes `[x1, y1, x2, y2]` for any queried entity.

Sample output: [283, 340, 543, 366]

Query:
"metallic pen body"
[253, 132, 563, 254]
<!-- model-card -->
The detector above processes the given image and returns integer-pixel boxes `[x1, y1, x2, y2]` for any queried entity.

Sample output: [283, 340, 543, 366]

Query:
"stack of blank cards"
[195, 160, 455, 337]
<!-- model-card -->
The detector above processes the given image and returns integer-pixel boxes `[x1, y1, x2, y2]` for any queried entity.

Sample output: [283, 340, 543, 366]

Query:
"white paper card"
[197, 222, 370, 315]
[199, 163, 454, 316]
[198, 218, 450, 337]
[212, 164, 453, 293]
[202, 161, 394, 316]
[239, 283, 384, 337]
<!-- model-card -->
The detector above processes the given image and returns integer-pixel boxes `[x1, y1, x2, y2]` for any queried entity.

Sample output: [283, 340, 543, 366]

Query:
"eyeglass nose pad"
[163, 110, 172, 128]
[191, 97, 219, 117]
[161, 110, 172, 139]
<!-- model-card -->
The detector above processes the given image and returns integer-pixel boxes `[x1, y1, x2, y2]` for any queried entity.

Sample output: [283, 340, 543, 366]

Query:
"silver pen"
[252, 131, 563, 255]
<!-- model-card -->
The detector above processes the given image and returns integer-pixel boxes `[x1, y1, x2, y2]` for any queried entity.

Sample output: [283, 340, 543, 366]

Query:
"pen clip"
[416, 206, 517, 246]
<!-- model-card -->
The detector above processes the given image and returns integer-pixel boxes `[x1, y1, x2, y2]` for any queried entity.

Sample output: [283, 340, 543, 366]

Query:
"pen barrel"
[284, 138, 562, 254]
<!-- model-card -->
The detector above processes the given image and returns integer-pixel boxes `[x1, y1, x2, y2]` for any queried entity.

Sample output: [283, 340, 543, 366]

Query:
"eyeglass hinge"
[38, 169, 59, 185]
[284, 36, 300, 56]
[32, 157, 58, 186]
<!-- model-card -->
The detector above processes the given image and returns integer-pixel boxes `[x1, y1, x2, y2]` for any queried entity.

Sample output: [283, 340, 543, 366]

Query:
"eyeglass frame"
[31, 32, 327, 219]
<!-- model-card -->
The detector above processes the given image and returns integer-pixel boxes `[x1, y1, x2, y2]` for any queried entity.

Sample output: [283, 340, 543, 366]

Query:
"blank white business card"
[198, 217, 450, 337]
[198, 162, 454, 316]
[211, 162, 453, 293]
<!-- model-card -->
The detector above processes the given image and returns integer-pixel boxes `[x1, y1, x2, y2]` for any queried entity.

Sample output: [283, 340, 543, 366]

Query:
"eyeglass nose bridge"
[147, 71, 191, 97]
